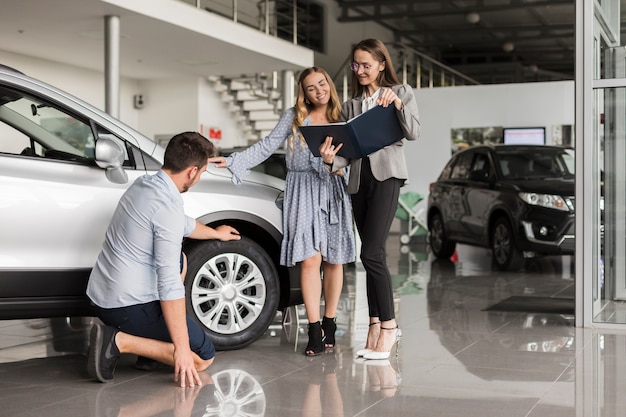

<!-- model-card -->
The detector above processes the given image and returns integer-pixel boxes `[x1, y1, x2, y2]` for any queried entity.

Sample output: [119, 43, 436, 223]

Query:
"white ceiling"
[4, 0, 618, 85]
[0, 0, 312, 80]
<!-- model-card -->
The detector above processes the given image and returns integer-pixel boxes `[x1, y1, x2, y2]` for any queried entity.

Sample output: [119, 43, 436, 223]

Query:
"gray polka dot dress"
[226, 107, 356, 267]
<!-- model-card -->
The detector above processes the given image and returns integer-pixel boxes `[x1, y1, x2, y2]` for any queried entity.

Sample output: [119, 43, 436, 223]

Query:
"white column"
[104, 15, 120, 118]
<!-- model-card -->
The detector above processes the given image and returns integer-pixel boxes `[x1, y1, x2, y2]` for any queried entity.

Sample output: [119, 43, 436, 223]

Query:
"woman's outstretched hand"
[207, 156, 227, 168]
[319, 136, 343, 165]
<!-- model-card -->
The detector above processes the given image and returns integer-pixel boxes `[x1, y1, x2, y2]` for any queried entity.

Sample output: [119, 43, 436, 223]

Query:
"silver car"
[0, 64, 299, 350]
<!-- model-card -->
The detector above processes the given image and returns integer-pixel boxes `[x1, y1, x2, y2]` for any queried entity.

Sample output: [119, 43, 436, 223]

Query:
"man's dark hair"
[162, 132, 216, 173]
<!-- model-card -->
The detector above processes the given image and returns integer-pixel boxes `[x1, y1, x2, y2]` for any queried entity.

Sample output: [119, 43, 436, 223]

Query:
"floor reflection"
[1, 237, 626, 417]
[206, 369, 265, 417]
[301, 354, 344, 417]
[98, 372, 218, 417]
[359, 358, 401, 400]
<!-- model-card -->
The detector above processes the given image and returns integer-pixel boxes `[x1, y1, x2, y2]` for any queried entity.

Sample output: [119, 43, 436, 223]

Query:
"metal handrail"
[331, 41, 479, 98]
[390, 41, 481, 86]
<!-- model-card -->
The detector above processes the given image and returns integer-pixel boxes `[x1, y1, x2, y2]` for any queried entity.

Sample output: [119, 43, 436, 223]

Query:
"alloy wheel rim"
[189, 252, 267, 335]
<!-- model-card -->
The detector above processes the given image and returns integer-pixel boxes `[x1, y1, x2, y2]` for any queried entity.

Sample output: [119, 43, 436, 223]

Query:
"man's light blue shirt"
[87, 170, 196, 308]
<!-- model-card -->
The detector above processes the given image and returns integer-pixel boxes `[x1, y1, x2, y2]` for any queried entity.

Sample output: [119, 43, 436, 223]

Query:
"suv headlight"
[519, 192, 573, 211]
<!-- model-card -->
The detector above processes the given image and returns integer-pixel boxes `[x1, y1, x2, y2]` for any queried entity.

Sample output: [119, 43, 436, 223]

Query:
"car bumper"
[519, 217, 575, 254]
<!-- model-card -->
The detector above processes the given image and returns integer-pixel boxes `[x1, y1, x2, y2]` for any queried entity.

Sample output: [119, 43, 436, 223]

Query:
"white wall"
[136, 78, 197, 140]
[197, 79, 249, 149]
[137, 77, 249, 147]
[408, 81, 575, 196]
[314, 0, 394, 77]
[0, 50, 142, 129]
[0, 50, 247, 147]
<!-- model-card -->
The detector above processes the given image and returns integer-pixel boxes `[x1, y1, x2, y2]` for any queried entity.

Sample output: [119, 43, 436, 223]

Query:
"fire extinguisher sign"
[200, 124, 222, 140]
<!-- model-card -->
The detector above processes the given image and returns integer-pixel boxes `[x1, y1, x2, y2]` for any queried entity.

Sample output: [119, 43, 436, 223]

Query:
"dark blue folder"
[299, 105, 405, 159]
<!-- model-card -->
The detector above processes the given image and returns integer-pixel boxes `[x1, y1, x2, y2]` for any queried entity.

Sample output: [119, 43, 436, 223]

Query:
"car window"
[219, 147, 287, 180]
[128, 140, 162, 171]
[0, 86, 95, 160]
[501, 155, 530, 178]
[450, 152, 473, 180]
[472, 153, 490, 173]
[0, 84, 146, 169]
[561, 150, 575, 174]
[498, 148, 574, 179]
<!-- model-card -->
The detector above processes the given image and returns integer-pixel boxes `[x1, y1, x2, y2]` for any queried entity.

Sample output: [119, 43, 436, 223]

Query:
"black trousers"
[351, 157, 402, 321]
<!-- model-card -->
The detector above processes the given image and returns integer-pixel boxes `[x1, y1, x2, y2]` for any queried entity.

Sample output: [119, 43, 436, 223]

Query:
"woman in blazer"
[321, 38, 420, 360]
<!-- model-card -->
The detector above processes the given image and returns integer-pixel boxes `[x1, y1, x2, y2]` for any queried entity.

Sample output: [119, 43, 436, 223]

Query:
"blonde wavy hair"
[289, 66, 342, 152]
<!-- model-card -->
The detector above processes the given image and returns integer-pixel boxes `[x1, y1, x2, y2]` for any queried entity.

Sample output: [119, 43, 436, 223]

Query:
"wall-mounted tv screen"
[503, 127, 545, 145]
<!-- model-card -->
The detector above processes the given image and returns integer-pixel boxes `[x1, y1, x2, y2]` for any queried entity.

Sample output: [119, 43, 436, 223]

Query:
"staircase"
[207, 72, 284, 145]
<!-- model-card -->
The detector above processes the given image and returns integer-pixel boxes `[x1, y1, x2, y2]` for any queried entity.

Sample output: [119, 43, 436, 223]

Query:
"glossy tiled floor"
[1, 235, 625, 416]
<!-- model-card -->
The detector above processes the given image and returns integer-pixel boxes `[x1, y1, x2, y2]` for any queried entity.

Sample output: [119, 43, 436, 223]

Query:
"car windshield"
[496, 147, 574, 180]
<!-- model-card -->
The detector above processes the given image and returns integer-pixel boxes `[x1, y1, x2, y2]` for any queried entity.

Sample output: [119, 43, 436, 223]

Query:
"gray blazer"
[333, 84, 420, 194]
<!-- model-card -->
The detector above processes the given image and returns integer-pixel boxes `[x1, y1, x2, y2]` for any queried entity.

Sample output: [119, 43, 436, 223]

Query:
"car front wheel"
[184, 237, 279, 351]
[429, 212, 456, 259]
[491, 217, 524, 271]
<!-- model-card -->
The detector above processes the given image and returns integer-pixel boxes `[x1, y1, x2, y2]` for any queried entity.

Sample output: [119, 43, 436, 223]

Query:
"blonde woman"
[209, 67, 355, 356]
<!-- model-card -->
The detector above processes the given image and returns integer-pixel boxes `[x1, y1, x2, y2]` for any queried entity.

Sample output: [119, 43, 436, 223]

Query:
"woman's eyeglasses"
[350, 62, 374, 72]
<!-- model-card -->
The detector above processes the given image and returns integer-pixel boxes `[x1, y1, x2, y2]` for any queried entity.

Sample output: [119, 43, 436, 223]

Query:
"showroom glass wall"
[578, 0, 626, 327]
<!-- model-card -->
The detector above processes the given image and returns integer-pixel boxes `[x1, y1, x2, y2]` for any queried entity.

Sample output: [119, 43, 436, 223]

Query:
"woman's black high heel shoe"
[304, 321, 324, 356]
[321, 316, 337, 348]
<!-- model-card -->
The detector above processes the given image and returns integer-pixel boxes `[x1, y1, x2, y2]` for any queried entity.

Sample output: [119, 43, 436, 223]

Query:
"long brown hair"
[290, 66, 342, 151]
[349, 38, 401, 98]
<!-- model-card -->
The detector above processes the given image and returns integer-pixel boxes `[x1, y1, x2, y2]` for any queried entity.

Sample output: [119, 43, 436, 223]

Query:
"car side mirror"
[95, 138, 128, 184]
[469, 169, 490, 182]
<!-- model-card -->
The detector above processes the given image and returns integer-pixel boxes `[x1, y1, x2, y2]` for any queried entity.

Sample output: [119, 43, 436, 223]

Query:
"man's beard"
[181, 170, 202, 193]
[181, 179, 193, 193]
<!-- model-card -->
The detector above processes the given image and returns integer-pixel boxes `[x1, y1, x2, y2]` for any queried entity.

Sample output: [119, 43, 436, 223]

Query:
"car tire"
[428, 212, 456, 259]
[184, 237, 280, 351]
[491, 217, 524, 271]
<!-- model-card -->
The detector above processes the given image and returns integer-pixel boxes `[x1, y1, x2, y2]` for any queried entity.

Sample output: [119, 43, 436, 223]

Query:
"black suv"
[427, 144, 575, 270]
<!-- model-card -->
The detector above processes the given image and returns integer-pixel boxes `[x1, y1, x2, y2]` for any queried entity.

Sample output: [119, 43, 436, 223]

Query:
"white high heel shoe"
[355, 348, 373, 357]
[355, 321, 381, 357]
[363, 326, 402, 360]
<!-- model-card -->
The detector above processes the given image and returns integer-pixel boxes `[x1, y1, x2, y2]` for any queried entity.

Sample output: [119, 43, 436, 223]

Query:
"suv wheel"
[429, 212, 456, 258]
[491, 217, 524, 271]
[184, 237, 279, 350]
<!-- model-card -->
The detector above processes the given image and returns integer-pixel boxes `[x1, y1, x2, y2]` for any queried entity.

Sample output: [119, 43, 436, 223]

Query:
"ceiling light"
[502, 42, 515, 53]
[466, 12, 480, 24]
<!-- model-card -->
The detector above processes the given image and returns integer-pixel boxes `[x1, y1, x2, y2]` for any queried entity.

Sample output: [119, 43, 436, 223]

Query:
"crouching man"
[86, 131, 240, 387]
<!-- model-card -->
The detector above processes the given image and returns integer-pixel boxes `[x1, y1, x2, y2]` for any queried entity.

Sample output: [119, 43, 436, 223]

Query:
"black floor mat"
[484, 296, 575, 315]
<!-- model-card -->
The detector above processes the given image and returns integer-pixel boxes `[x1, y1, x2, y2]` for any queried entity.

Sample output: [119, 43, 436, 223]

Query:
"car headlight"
[519, 192, 572, 211]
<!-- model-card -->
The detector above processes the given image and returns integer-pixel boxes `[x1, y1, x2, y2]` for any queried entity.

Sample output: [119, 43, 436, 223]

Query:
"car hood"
[204, 165, 285, 191]
[506, 178, 575, 196]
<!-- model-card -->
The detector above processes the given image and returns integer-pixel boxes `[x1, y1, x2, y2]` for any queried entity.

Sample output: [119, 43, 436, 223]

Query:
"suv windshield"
[496, 147, 574, 179]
